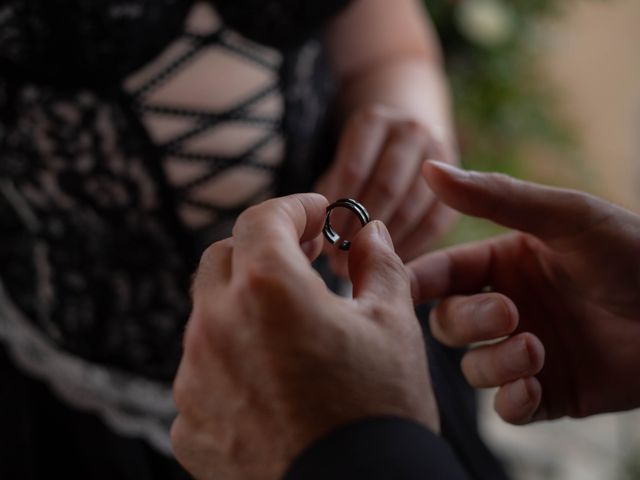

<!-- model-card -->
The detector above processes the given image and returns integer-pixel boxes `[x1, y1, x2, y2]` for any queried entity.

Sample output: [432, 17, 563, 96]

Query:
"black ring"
[323, 198, 371, 251]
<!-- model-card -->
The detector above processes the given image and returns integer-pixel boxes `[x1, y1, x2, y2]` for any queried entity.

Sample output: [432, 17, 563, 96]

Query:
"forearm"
[326, 0, 456, 162]
[336, 56, 456, 161]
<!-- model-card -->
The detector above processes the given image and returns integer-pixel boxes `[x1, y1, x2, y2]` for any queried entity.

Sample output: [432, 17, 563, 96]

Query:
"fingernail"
[509, 378, 532, 408]
[476, 297, 517, 336]
[507, 338, 532, 374]
[426, 160, 468, 179]
[373, 221, 394, 248]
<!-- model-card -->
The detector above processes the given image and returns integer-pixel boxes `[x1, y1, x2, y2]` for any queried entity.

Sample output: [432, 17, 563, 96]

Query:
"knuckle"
[426, 134, 446, 157]
[356, 104, 388, 124]
[241, 256, 292, 301]
[197, 241, 228, 271]
[397, 119, 426, 140]
[372, 177, 402, 202]
[172, 370, 193, 414]
[232, 204, 261, 237]
[473, 172, 520, 211]
[199, 243, 217, 268]
[170, 417, 188, 455]
[368, 302, 400, 325]
[561, 188, 600, 214]
[340, 158, 368, 186]
[244, 260, 280, 292]
[485, 171, 517, 190]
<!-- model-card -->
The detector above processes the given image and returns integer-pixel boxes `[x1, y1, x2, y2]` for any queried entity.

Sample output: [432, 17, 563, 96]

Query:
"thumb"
[423, 161, 607, 241]
[349, 220, 412, 304]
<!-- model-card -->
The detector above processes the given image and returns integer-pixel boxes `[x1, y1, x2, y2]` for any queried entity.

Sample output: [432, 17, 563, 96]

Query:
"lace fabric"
[0, 0, 348, 455]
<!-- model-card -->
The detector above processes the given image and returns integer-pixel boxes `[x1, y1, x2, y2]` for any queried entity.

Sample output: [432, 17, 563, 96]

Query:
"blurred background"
[428, 0, 640, 478]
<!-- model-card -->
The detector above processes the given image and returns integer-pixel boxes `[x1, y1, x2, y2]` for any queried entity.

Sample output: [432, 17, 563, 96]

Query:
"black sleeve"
[283, 417, 470, 480]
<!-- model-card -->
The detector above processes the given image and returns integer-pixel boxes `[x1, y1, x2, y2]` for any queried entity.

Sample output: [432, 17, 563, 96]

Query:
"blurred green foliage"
[619, 446, 640, 480]
[427, 0, 579, 244]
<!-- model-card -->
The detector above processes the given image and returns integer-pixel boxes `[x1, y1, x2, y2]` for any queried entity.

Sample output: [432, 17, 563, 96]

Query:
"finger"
[386, 174, 435, 243]
[315, 107, 388, 201]
[349, 220, 412, 304]
[191, 238, 233, 299]
[494, 377, 543, 425]
[171, 415, 224, 480]
[395, 201, 457, 262]
[423, 160, 611, 243]
[461, 332, 545, 388]
[353, 122, 427, 228]
[301, 236, 324, 263]
[231, 193, 328, 280]
[407, 232, 523, 304]
[328, 249, 350, 279]
[429, 293, 519, 347]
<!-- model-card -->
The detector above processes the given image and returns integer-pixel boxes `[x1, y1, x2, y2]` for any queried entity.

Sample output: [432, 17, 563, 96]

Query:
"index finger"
[231, 193, 329, 280]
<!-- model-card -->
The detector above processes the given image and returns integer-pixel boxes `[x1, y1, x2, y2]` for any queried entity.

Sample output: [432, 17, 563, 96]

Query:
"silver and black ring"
[323, 198, 370, 251]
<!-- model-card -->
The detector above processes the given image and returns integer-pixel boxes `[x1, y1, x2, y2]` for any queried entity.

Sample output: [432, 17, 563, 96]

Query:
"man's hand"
[410, 161, 640, 425]
[316, 105, 456, 276]
[171, 193, 438, 480]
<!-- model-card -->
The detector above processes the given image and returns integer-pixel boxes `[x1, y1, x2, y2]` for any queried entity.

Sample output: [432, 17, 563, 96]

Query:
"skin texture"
[171, 194, 439, 480]
[318, 0, 457, 276]
[410, 161, 640, 425]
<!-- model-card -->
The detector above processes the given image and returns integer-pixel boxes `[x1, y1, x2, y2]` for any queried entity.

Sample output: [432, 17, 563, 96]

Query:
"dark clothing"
[0, 345, 190, 480]
[418, 306, 510, 480]
[283, 311, 510, 480]
[285, 417, 469, 480]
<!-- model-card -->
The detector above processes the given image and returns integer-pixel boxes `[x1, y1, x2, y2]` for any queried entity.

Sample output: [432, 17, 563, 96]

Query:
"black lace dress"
[0, 1, 349, 477]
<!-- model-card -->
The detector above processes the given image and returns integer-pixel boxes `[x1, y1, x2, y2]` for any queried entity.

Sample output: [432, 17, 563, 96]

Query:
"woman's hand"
[410, 161, 640, 425]
[316, 105, 456, 276]
[320, 0, 458, 277]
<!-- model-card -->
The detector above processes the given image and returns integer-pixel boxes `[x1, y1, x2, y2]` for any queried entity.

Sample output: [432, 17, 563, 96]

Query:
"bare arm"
[327, 0, 455, 154]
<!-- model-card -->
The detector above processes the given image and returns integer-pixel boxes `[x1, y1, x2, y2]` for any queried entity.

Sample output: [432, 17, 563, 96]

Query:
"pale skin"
[411, 161, 640, 425]
[171, 194, 439, 480]
[318, 0, 457, 275]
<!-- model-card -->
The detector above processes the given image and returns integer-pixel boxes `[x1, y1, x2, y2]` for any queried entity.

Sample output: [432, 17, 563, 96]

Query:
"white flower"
[456, 0, 516, 48]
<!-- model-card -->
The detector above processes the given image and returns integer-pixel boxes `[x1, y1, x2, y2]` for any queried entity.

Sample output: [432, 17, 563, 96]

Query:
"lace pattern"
[0, 0, 346, 454]
[0, 84, 191, 379]
[0, 280, 175, 455]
